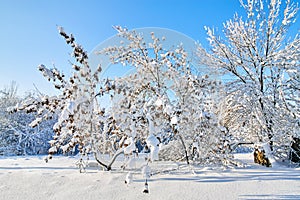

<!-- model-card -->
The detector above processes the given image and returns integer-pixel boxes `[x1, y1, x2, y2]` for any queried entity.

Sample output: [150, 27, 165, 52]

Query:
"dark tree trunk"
[171, 125, 189, 165]
[178, 134, 190, 165]
[259, 96, 274, 151]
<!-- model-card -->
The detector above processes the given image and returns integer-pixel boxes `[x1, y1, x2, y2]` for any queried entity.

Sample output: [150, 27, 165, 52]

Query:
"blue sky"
[0, 0, 298, 96]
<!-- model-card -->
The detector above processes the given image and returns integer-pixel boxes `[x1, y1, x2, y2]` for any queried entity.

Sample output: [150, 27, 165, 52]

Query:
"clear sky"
[0, 0, 299, 96]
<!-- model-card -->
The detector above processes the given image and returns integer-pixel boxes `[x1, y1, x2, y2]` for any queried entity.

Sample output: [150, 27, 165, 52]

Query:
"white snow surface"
[0, 153, 299, 200]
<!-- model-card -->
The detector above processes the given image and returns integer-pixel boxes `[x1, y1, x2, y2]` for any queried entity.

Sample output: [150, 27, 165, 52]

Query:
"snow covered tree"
[100, 26, 190, 163]
[14, 28, 103, 160]
[198, 0, 300, 161]
[101, 26, 232, 166]
[0, 82, 54, 155]
[0, 82, 22, 155]
[14, 27, 140, 170]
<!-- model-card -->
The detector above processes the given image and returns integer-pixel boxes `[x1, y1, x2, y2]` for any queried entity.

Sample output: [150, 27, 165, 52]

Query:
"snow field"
[0, 153, 299, 200]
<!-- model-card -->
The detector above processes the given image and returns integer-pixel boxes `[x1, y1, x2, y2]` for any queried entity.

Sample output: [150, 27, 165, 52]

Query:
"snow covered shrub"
[158, 139, 187, 162]
[253, 146, 271, 167]
[192, 112, 233, 166]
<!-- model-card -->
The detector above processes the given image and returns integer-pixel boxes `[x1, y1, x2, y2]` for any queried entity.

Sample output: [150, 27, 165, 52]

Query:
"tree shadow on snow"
[137, 168, 300, 183]
[239, 194, 300, 200]
[0, 166, 78, 171]
[195, 170, 300, 183]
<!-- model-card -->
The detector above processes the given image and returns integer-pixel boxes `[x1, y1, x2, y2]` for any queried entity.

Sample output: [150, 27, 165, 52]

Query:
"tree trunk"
[93, 148, 124, 171]
[178, 134, 189, 165]
[259, 97, 274, 151]
[171, 125, 189, 165]
[107, 148, 124, 170]
[93, 152, 109, 170]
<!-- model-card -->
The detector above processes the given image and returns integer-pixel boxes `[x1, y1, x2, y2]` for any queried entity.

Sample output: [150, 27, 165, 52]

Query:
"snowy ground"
[0, 153, 299, 200]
